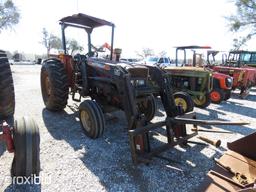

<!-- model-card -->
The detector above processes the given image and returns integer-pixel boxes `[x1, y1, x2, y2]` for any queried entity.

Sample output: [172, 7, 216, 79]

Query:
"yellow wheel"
[173, 92, 194, 113]
[175, 97, 188, 112]
[193, 94, 211, 108]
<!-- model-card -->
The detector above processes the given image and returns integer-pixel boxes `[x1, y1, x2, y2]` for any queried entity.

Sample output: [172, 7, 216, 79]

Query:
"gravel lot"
[0, 65, 255, 192]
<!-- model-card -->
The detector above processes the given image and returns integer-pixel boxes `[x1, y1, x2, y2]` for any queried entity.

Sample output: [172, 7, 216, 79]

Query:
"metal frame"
[59, 13, 115, 60]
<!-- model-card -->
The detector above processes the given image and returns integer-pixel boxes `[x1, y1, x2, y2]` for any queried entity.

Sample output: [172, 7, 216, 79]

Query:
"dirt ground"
[0, 65, 255, 192]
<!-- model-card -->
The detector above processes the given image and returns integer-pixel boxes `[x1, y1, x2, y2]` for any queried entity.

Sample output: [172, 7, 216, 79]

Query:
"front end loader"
[40, 13, 248, 164]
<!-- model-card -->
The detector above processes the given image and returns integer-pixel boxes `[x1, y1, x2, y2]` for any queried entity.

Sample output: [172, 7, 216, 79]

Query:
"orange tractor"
[208, 50, 256, 98]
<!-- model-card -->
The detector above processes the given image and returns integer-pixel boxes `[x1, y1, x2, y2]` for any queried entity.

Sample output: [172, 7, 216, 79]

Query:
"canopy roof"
[175, 46, 212, 50]
[60, 13, 115, 29]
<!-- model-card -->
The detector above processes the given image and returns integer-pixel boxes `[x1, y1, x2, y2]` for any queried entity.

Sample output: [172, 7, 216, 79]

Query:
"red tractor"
[40, 13, 246, 164]
[208, 50, 256, 98]
[0, 50, 40, 179]
[205, 50, 233, 103]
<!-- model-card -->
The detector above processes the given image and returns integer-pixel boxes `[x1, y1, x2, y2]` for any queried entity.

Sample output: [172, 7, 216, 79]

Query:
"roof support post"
[61, 24, 67, 54]
[110, 25, 114, 61]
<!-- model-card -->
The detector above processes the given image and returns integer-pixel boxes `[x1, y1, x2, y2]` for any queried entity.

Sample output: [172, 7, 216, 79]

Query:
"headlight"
[225, 77, 233, 88]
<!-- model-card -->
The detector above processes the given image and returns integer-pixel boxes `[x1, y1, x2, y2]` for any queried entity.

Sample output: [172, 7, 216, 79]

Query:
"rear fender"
[58, 54, 74, 88]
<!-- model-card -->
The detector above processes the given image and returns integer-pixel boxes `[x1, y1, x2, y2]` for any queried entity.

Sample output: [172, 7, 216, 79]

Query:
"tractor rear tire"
[79, 100, 105, 139]
[173, 92, 194, 113]
[193, 94, 211, 108]
[11, 117, 40, 178]
[138, 94, 156, 122]
[41, 59, 69, 111]
[210, 89, 224, 104]
[0, 50, 15, 119]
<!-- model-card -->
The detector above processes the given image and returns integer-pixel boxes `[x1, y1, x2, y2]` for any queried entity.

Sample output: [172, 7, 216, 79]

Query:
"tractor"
[40, 13, 247, 164]
[208, 50, 256, 98]
[164, 46, 233, 107]
[227, 50, 256, 68]
[0, 50, 40, 179]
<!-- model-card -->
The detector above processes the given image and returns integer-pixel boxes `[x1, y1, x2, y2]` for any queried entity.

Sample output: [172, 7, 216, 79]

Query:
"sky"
[0, 0, 254, 58]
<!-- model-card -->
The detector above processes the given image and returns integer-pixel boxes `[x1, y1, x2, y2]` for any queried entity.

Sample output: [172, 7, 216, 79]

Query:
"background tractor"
[0, 50, 40, 179]
[164, 46, 233, 107]
[208, 50, 256, 98]
[164, 46, 213, 108]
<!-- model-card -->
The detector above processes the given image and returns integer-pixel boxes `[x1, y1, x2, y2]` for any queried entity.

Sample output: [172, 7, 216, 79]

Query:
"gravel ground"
[0, 65, 255, 192]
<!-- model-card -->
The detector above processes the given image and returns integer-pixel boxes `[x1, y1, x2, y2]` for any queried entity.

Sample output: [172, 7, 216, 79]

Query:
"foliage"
[226, 0, 256, 49]
[0, 0, 20, 32]
[66, 39, 84, 55]
[136, 48, 155, 58]
[41, 28, 62, 56]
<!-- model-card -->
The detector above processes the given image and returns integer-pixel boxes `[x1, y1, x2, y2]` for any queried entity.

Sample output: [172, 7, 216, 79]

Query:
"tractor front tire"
[79, 100, 105, 139]
[138, 94, 156, 122]
[224, 90, 231, 101]
[11, 117, 40, 178]
[0, 50, 15, 119]
[41, 59, 69, 111]
[173, 92, 194, 113]
[193, 94, 211, 108]
[210, 89, 224, 104]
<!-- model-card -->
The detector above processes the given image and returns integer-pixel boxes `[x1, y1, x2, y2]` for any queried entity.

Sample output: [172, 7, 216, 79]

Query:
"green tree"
[41, 28, 61, 56]
[66, 39, 84, 55]
[226, 0, 256, 49]
[0, 0, 20, 32]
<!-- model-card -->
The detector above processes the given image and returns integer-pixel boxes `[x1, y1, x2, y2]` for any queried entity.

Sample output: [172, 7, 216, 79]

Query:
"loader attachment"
[198, 132, 256, 192]
[124, 66, 249, 165]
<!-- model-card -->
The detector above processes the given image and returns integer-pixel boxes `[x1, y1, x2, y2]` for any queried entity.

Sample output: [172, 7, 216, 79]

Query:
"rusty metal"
[191, 127, 233, 134]
[214, 158, 253, 186]
[0, 121, 14, 153]
[198, 136, 221, 147]
[209, 170, 253, 188]
[172, 117, 248, 126]
[198, 132, 256, 191]
[128, 111, 248, 164]
[227, 132, 256, 161]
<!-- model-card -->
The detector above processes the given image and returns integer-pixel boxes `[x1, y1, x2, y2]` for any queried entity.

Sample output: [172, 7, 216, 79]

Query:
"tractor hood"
[164, 66, 212, 76]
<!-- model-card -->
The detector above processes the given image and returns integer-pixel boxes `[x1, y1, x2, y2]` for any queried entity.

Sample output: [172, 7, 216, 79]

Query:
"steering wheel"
[74, 53, 87, 63]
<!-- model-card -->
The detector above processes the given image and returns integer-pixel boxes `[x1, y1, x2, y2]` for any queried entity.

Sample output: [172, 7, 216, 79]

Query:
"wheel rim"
[194, 96, 206, 106]
[174, 98, 188, 112]
[210, 91, 221, 102]
[80, 110, 92, 132]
